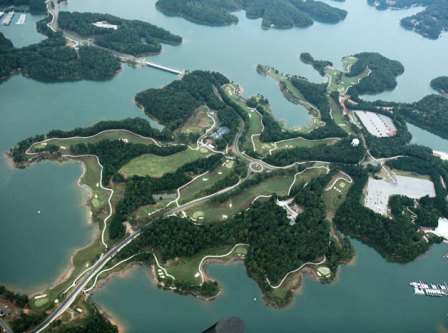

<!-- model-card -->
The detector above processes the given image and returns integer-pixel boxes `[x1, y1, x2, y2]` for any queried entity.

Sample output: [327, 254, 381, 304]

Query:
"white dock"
[16, 13, 26, 25]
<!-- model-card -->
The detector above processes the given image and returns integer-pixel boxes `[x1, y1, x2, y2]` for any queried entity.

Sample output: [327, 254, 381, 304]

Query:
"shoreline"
[3, 151, 16, 170]
[10, 155, 100, 297]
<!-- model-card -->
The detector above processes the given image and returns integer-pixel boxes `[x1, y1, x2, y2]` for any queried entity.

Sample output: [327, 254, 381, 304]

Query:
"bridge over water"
[120, 57, 184, 76]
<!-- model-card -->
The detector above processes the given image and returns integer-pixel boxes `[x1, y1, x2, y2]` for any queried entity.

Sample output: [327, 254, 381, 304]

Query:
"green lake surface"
[93, 241, 448, 333]
[0, 0, 447, 330]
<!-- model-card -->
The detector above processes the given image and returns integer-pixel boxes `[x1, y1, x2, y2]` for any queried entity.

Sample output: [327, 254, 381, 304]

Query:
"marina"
[0, 11, 14, 26]
[410, 281, 448, 297]
[16, 13, 26, 25]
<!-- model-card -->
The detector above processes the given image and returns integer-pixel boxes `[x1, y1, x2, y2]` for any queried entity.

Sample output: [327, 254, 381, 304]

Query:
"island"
[6, 48, 448, 331]
[0, 4, 182, 84]
[155, 0, 347, 29]
[430, 76, 448, 94]
[0, 0, 46, 12]
[367, 0, 448, 40]
[57, 12, 182, 56]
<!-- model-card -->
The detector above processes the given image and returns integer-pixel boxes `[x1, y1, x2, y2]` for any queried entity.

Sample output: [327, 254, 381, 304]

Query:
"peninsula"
[7, 52, 448, 331]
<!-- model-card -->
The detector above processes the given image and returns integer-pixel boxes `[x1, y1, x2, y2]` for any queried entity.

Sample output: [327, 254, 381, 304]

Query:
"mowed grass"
[186, 169, 324, 223]
[243, 108, 264, 152]
[273, 137, 340, 152]
[328, 97, 354, 135]
[31, 130, 160, 154]
[165, 245, 246, 284]
[323, 173, 352, 220]
[178, 160, 235, 205]
[120, 149, 212, 178]
[77, 156, 109, 212]
[325, 57, 369, 94]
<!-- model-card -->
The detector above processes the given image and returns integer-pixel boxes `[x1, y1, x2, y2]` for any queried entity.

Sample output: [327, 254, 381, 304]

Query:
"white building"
[92, 21, 118, 30]
[351, 138, 360, 147]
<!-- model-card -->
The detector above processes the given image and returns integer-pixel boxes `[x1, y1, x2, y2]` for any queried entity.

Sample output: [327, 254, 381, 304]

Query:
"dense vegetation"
[0, 0, 46, 11]
[110, 154, 223, 239]
[122, 193, 336, 287]
[399, 94, 448, 139]
[0, 32, 120, 83]
[155, 0, 347, 29]
[47, 117, 170, 141]
[10, 312, 47, 333]
[9, 118, 169, 164]
[386, 157, 448, 226]
[368, 0, 448, 39]
[334, 165, 440, 262]
[299, 52, 332, 76]
[265, 138, 365, 166]
[50, 309, 118, 333]
[135, 71, 229, 130]
[430, 76, 448, 94]
[347, 52, 404, 96]
[58, 12, 182, 56]
[0, 285, 28, 307]
[70, 140, 185, 185]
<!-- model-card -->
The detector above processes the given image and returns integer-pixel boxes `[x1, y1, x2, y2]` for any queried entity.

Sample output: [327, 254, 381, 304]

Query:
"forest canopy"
[155, 0, 347, 29]
[347, 52, 404, 96]
[430, 76, 448, 94]
[367, 0, 448, 39]
[57, 12, 182, 56]
[135, 71, 229, 130]
[0, 32, 121, 82]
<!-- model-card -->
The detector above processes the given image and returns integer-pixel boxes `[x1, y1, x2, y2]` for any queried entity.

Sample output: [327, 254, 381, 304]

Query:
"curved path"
[324, 171, 353, 192]
[198, 243, 249, 285]
[288, 165, 330, 196]
[83, 254, 137, 294]
[266, 256, 326, 289]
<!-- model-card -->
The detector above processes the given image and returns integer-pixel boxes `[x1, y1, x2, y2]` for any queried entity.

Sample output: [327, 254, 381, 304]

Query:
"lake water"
[93, 241, 448, 333]
[0, 0, 447, 329]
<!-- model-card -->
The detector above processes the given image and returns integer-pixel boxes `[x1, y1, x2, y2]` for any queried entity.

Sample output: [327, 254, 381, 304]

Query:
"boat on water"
[410, 281, 448, 297]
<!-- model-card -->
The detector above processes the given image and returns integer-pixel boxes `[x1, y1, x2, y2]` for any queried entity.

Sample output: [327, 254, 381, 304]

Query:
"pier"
[1, 11, 14, 26]
[16, 13, 26, 25]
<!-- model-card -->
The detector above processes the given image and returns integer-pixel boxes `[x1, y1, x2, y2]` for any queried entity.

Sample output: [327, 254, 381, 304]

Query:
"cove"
[93, 241, 448, 333]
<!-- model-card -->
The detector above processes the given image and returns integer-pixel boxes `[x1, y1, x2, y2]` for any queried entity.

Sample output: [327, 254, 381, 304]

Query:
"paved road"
[0, 318, 13, 333]
[28, 233, 140, 333]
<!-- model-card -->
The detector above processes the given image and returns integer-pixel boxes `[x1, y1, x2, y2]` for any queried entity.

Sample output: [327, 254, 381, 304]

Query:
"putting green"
[339, 182, 346, 188]
[317, 266, 331, 277]
[192, 211, 204, 219]
[91, 198, 100, 209]
[225, 161, 234, 169]
[200, 147, 209, 153]
[34, 297, 49, 307]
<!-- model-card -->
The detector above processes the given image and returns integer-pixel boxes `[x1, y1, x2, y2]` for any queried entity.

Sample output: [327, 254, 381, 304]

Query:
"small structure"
[0, 305, 10, 317]
[92, 21, 118, 30]
[351, 138, 360, 147]
[211, 127, 230, 140]
[276, 199, 301, 225]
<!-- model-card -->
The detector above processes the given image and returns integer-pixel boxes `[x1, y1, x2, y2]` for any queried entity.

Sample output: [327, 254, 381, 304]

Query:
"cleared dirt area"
[364, 175, 436, 215]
